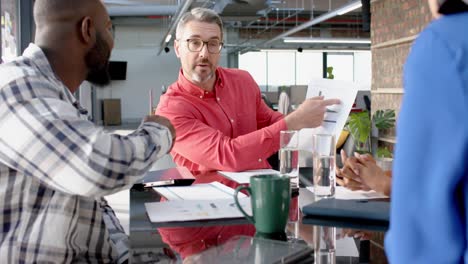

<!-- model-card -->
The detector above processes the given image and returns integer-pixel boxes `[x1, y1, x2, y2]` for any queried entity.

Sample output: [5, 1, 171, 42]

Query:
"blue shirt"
[386, 13, 468, 262]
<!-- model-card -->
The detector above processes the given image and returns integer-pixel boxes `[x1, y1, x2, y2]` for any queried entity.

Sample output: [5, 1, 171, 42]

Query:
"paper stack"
[145, 182, 251, 223]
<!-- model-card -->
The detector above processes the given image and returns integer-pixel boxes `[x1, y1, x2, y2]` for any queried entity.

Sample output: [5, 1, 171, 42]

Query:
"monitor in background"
[108, 61, 127, 80]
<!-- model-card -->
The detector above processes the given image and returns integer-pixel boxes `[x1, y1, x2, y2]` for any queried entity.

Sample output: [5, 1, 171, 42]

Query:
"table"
[130, 169, 388, 263]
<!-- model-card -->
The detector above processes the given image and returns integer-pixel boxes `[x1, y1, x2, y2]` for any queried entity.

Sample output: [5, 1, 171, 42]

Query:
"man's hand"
[284, 96, 341, 131]
[144, 115, 176, 149]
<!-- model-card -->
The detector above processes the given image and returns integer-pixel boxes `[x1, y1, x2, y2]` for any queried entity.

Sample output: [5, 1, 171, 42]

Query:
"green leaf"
[373, 109, 396, 130]
[348, 111, 371, 144]
[377, 147, 393, 158]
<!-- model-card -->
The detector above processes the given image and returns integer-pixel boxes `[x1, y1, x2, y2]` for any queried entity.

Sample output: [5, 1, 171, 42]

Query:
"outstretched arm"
[0, 81, 174, 197]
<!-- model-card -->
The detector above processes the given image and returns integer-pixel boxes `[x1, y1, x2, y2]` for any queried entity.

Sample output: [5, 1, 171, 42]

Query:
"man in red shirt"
[156, 7, 340, 172]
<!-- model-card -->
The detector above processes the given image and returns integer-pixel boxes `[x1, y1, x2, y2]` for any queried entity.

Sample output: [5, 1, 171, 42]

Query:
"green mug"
[234, 174, 291, 235]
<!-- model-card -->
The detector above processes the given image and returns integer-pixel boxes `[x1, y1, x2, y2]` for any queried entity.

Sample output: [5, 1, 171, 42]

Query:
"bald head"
[34, 0, 103, 26]
[33, 0, 115, 90]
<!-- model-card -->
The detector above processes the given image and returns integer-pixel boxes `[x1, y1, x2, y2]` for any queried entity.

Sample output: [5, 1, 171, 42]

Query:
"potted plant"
[347, 111, 372, 153]
[346, 109, 396, 154]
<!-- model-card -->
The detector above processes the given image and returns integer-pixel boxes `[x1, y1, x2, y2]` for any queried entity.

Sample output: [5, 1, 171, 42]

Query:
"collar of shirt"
[23, 43, 80, 114]
[23, 43, 78, 105]
[176, 68, 225, 99]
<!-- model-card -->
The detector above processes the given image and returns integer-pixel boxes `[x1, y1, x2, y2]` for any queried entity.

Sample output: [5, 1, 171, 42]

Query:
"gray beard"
[191, 71, 214, 83]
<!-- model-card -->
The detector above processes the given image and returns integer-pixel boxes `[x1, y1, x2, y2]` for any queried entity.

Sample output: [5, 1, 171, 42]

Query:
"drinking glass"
[312, 134, 336, 198]
[313, 226, 336, 264]
[279, 130, 300, 188]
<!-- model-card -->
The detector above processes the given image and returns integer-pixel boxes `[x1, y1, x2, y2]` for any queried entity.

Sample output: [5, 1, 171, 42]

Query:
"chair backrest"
[261, 93, 275, 110]
[277, 91, 291, 115]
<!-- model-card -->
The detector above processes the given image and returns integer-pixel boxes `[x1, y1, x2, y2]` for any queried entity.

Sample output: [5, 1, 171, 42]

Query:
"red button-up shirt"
[156, 67, 287, 172]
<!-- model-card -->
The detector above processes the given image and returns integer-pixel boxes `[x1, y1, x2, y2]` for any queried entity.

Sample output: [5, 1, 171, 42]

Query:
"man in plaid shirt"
[0, 0, 175, 263]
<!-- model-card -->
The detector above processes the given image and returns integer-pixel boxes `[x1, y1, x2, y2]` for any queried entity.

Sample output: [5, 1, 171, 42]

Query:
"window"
[267, 50, 295, 91]
[239, 51, 267, 90]
[353, 51, 371, 86]
[296, 51, 323, 85]
[1, 0, 19, 62]
[327, 53, 354, 81]
[238, 50, 370, 91]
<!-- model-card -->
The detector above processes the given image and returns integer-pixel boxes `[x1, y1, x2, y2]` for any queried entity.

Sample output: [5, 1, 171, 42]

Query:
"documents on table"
[218, 169, 280, 184]
[145, 198, 252, 223]
[298, 79, 359, 151]
[153, 182, 246, 200]
[306, 186, 388, 200]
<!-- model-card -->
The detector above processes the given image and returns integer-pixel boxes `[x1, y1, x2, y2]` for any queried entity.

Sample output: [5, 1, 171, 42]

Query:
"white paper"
[153, 182, 246, 201]
[299, 79, 358, 151]
[218, 169, 280, 184]
[145, 198, 252, 223]
[306, 186, 388, 200]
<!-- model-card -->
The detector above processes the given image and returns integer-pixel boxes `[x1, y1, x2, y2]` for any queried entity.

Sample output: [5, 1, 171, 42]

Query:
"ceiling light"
[284, 37, 371, 44]
[337, 2, 362, 15]
[262, 0, 362, 47]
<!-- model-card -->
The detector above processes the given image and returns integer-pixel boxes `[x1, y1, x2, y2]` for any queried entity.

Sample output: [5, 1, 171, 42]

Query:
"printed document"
[153, 182, 247, 200]
[299, 79, 358, 151]
[145, 198, 252, 223]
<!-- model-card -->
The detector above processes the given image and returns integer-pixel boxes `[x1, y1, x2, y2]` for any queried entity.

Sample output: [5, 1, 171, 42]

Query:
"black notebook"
[302, 198, 390, 230]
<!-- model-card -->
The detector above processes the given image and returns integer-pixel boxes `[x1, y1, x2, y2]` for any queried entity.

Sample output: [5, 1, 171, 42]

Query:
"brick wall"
[371, 0, 431, 140]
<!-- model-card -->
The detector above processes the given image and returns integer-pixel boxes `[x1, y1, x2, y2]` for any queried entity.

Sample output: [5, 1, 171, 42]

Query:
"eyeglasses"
[182, 38, 224, 54]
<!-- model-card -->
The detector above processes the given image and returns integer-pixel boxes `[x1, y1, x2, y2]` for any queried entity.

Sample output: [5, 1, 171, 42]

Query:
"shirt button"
[258, 158, 262, 162]
[205, 91, 209, 94]
[217, 97, 221, 101]
[230, 118, 234, 123]
[199, 96, 203, 99]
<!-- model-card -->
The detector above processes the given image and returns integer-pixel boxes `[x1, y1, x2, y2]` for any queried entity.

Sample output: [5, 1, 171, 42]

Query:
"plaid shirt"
[0, 44, 172, 263]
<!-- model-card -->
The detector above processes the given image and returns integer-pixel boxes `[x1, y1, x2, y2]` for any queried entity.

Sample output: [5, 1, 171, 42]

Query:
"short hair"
[175, 8, 223, 40]
[438, 0, 468, 14]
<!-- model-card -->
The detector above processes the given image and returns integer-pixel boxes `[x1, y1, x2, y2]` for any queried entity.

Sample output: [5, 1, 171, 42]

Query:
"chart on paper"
[298, 78, 359, 151]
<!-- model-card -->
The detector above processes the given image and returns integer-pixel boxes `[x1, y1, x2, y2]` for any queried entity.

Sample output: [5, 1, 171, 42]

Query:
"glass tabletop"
[129, 169, 388, 263]
[184, 235, 314, 264]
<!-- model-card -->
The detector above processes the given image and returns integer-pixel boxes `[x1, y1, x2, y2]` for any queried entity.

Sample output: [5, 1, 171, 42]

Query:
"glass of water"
[279, 130, 300, 188]
[312, 134, 336, 198]
[313, 226, 336, 264]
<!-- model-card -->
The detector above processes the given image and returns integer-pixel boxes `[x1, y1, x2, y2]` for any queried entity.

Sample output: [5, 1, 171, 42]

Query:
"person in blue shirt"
[386, 0, 468, 262]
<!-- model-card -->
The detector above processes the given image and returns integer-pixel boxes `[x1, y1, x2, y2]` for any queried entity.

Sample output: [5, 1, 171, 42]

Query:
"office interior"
[0, 0, 432, 262]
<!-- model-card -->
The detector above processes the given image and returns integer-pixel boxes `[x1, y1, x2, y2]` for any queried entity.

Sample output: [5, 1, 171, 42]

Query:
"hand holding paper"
[284, 96, 341, 131]
[298, 79, 358, 151]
